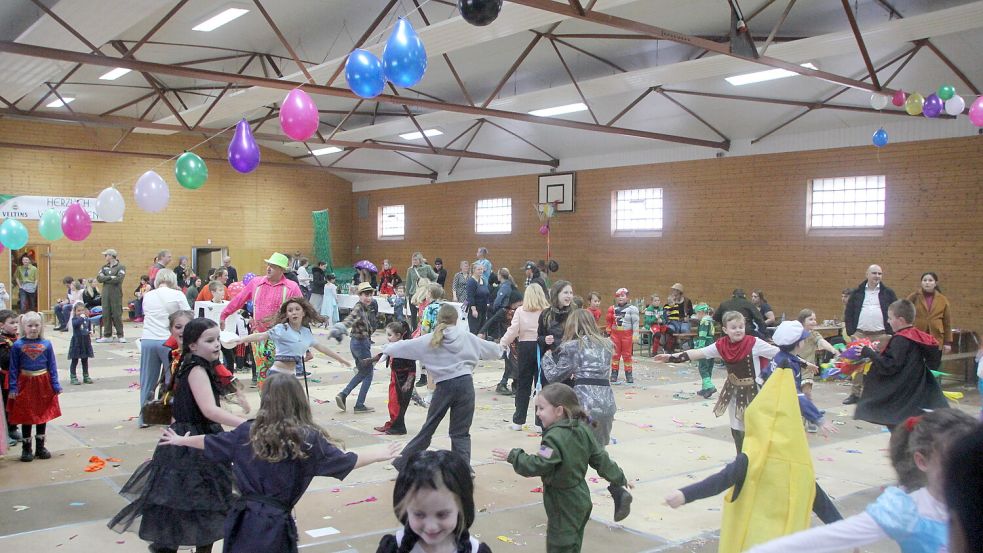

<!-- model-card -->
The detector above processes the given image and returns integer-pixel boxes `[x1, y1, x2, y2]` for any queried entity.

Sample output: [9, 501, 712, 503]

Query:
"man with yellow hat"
[221, 252, 302, 386]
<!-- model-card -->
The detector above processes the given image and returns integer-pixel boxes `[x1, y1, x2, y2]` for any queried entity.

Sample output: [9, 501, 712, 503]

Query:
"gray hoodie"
[382, 326, 503, 384]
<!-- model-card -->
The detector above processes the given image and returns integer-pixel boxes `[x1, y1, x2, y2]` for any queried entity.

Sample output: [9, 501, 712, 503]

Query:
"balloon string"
[366, 0, 438, 49]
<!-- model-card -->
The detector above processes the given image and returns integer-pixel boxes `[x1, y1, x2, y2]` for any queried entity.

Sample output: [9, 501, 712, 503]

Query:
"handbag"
[140, 368, 174, 425]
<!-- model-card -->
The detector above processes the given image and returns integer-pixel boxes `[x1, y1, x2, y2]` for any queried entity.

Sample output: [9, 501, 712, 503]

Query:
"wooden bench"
[940, 351, 979, 384]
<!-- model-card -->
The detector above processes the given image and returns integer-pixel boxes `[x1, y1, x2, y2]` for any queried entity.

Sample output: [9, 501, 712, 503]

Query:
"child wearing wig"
[161, 372, 401, 553]
[494, 384, 632, 553]
[6, 311, 61, 462]
[384, 303, 503, 472]
[236, 297, 351, 379]
[656, 311, 778, 454]
[747, 408, 979, 553]
[376, 450, 492, 553]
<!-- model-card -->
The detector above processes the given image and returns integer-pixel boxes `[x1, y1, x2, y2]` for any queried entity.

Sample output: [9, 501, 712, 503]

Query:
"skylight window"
[725, 63, 818, 86]
[99, 68, 132, 80]
[399, 129, 443, 140]
[310, 147, 342, 156]
[46, 97, 75, 108]
[528, 103, 588, 117]
[193, 7, 249, 32]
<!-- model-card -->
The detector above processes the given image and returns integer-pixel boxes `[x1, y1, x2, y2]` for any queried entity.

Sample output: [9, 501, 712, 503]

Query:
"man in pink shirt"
[221, 252, 302, 386]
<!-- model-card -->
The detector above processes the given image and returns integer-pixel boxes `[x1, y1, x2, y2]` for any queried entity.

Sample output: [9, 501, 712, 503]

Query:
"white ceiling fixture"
[310, 146, 342, 156]
[192, 6, 249, 32]
[46, 97, 75, 108]
[725, 63, 818, 86]
[99, 67, 132, 80]
[399, 129, 443, 140]
[528, 102, 588, 117]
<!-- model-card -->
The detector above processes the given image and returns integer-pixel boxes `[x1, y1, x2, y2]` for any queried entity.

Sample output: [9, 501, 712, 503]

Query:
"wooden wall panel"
[352, 136, 983, 327]
[0, 119, 352, 296]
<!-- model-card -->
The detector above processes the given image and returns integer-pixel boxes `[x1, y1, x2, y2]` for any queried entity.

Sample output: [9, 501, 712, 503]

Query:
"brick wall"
[352, 135, 982, 329]
[0, 119, 352, 308]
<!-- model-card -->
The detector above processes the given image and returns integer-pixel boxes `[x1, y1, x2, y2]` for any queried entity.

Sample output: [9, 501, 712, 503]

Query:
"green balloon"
[175, 152, 208, 190]
[38, 208, 63, 241]
[937, 84, 955, 101]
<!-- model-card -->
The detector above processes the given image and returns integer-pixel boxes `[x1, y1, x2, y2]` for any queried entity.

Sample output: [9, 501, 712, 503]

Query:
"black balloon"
[458, 0, 503, 26]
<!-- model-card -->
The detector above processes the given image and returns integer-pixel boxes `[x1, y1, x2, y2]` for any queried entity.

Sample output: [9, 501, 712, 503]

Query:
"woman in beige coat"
[906, 272, 952, 353]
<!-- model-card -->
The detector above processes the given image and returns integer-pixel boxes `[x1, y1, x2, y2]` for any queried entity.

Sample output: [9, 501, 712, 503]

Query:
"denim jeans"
[138, 339, 171, 425]
[55, 303, 73, 328]
[18, 288, 37, 313]
[393, 374, 475, 472]
[667, 321, 690, 334]
[341, 337, 373, 408]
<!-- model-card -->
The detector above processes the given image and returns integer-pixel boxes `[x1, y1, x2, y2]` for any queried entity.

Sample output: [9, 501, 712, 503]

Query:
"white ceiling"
[0, 0, 980, 187]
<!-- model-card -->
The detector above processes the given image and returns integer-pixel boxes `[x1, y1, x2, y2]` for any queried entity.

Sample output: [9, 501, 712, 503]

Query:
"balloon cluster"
[869, 85, 983, 147]
[344, 18, 428, 99]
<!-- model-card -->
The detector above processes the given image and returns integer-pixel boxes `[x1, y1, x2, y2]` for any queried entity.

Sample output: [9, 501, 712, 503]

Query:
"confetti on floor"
[344, 496, 377, 506]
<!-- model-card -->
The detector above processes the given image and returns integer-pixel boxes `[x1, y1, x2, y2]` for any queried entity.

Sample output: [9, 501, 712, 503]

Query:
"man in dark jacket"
[524, 261, 547, 293]
[842, 264, 897, 404]
[714, 289, 766, 338]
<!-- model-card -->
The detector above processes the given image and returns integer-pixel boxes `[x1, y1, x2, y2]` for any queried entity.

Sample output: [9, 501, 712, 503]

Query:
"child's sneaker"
[70, 375, 80, 385]
[335, 393, 347, 412]
[95, 337, 112, 343]
[508, 423, 522, 431]
[353, 405, 375, 413]
[411, 390, 429, 408]
[83, 376, 93, 384]
[609, 483, 633, 521]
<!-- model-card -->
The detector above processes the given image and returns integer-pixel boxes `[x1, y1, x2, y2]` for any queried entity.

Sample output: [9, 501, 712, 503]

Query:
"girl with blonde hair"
[500, 284, 551, 431]
[384, 303, 503, 472]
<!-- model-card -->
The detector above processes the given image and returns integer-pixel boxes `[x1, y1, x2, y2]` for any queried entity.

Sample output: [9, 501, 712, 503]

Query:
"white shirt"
[857, 284, 885, 332]
[297, 266, 312, 287]
[140, 287, 191, 340]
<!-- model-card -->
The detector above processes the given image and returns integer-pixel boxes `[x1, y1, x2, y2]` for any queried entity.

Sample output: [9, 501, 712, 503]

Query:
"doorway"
[192, 246, 227, 280]
[8, 244, 51, 312]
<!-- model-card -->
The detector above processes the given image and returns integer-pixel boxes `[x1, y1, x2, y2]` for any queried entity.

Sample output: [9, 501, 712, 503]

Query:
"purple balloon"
[922, 93, 943, 118]
[228, 119, 260, 173]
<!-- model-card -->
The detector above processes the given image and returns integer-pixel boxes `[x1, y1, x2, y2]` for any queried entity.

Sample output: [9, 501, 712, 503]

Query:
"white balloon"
[869, 93, 889, 110]
[95, 186, 125, 222]
[133, 170, 170, 213]
[944, 95, 966, 116]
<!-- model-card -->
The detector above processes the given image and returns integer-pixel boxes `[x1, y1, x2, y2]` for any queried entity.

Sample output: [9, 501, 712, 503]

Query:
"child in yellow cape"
[664, 367, 842, 552]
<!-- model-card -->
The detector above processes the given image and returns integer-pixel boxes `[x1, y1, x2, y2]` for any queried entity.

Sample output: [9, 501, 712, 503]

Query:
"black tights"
[21, 423, 46, 439]
[731, 428, 745, 455]
[70, 358, 89, 377]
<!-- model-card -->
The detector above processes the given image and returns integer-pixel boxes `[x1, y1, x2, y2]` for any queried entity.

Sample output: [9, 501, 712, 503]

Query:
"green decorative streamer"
[311, 209, 333, 272]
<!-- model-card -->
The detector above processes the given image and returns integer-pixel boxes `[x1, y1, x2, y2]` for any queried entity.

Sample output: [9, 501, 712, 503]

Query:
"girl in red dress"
[6, 311, 61, 462]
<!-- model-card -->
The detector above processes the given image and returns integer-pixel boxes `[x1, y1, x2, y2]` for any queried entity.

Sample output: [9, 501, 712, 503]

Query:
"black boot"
[35, 435, 51, 459]
[608, 483, 633, 522]
[625, 371, 634, 384]
[610, 369, 619, 383]
[415, 373, 428, 387]
[20, 440, 33, 462]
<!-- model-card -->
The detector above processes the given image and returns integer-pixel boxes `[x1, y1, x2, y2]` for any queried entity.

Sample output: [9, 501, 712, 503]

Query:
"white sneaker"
[117, 337, 127, 343]
[509, 423, 522, 431]
[95, 337, 112, 343]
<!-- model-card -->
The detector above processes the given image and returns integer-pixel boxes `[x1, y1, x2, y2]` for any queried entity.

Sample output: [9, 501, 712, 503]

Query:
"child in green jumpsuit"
[693, 303, 717, 398]
[493, 383, 632, 553]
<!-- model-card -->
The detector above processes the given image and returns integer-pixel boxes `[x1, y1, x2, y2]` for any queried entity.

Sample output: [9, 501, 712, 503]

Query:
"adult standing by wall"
[296, 258, 312, 300]
[96, 249, 126, 343]
[136, 269, 190, 427]
[310, 261, 327, 312]
[13, 254, 38, 313]
[906, 272, 952, 353]
[221, 252, 302, 386]
[524, 261, 547, 292]
[715, 289, 765, 338]
[148, 250, 171, 287]
[452, 260, 469, 302]
[173, 256, 191, 290]
[405, 252, 437, 331]
[433, 258, 447, 288]
[464, 262, 491, 334]
[222, 256, 238, 284]
[475, 247, 493, 276]
[843, 264, 897, 405]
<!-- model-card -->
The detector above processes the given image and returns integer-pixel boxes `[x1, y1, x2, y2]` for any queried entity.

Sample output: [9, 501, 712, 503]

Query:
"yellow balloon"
[905, 92, 925, 115]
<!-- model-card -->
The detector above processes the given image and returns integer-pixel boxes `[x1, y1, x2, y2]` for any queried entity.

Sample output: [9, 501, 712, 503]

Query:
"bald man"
[842, 264, 897, 404]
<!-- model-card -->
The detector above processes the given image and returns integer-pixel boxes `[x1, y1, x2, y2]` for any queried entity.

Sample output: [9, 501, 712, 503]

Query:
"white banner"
[0, 194, 108, 221]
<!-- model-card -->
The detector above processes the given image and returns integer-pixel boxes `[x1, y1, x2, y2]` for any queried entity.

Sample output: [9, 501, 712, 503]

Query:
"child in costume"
[493, 384, 632, 553]
[68, 302, 95, 385]
[541, 309, 616, 447]
[853, 299, 949, 430]
[643, 294, 668, 355]
[371, 321, 416, 435]
[656, 311, 778, 453]
[606, 287, 639, 383]
[747, 407, 979, 553]
[795, 308, 840, 403]
[6, 311, 61, 462]
[330, 282, 379, 413]
[0, 309, 20, 446]
[160, 372, 401, 553]
[587, 291, 603, 323]
[665, 367, 843, 553]
[385, 303, 504, 472]
[692, 303, 717, 398]
[765, 321, 836, 436]
[388, 283, 407, 323]
[500, 284, 551, 430]
[236, 297, 351, 379]
[319, 273, 340, 325]
[376, 450, 493, 553]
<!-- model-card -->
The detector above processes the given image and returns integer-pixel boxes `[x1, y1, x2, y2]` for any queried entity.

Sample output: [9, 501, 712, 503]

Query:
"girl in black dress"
[67, 302, 94, 385]
[109, 318, 248, 553]
[377, 450, 492, 553]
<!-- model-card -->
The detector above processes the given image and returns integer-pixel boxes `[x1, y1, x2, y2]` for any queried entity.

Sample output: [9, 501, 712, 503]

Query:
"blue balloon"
[345, 49, 385, 99]
[0, 218, 29, 250]
[872, 127, 889, 148]
[383, 18, 427, 88]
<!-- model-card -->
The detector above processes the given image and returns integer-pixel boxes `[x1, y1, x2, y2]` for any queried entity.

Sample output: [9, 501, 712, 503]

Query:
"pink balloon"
[539, 224, 550, 236]
[891, 90, 906, 107]
[969, 96, 983, 127]
[227, 281, 245, 297]
[61, 202, 92, 241]
[279, 89, 320, 141]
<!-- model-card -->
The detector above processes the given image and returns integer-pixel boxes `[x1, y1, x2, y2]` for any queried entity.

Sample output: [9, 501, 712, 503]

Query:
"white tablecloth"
[336, 295, 468, 330]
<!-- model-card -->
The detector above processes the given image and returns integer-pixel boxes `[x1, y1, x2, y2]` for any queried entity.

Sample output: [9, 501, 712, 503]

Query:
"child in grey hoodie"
[383, 303, 503, 472]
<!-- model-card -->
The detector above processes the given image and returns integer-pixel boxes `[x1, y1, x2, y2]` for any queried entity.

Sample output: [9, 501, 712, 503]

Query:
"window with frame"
[474, 198, 512, 234]
[611, 187, 663, 236]
[378, 205, 405, 239]
[808, 176, 885, 230]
